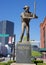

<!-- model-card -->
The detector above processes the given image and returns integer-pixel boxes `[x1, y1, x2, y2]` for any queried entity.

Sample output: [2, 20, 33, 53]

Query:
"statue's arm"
[21, 15, 38, 19]
[21, 13, 33, 19]
[21, 12, 38, 19]
[30, 12, 38, 19]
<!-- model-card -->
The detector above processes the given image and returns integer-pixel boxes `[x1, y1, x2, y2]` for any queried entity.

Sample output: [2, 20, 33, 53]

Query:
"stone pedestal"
[16, 42, 31, 63]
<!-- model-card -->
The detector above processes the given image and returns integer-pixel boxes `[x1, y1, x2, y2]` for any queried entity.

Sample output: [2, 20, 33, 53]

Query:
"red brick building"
[40, 17, 46, 48]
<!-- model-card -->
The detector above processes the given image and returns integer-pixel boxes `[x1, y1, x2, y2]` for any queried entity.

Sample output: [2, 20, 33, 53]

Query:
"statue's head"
[23, 5, 29, 12]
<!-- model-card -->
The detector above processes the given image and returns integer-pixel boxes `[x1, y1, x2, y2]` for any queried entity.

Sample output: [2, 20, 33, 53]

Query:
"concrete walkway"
[11, 63, 36, 65]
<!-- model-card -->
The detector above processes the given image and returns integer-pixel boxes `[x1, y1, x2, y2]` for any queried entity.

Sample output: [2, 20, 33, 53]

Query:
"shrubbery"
[0, 62, 7, 65]
[32, 60, 43, 65]
[7, 60, 16, 65]
[0, 60, 16, 65]
[33, 60, 43, 63]
[37, 63, 46, 65]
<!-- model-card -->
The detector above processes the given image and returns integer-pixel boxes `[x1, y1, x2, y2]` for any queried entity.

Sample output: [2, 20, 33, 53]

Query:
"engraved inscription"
[18, 46, 29, 50]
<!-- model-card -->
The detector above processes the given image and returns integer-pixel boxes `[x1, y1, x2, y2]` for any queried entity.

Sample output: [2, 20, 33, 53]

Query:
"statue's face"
[24, 7, 29, 12]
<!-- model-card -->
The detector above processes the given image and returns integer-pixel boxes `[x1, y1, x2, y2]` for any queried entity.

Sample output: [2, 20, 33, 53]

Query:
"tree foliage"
[32, 51, 42, 57]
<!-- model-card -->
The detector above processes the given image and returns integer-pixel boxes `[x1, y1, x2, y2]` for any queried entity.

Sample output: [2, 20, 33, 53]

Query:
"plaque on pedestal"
[16, 42, 31, 63]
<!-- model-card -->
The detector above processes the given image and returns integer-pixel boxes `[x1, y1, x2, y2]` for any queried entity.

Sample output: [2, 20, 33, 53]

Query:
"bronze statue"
[20, 5, 38, 42]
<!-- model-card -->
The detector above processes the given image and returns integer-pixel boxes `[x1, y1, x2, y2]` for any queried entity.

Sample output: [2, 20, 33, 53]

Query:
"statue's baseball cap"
[23, 5, 29, 9]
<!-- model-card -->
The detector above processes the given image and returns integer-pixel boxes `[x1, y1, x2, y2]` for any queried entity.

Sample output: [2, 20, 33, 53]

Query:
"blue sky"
[0, 0, 46, 42]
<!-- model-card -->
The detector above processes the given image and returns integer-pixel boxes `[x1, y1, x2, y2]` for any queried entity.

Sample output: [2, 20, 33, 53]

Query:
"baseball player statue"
[20, 5, 38, 42]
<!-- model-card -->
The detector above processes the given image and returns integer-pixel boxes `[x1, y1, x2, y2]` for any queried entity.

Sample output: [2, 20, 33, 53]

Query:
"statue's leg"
[26, 24, 29, 41]
[20, 22, 25, 42]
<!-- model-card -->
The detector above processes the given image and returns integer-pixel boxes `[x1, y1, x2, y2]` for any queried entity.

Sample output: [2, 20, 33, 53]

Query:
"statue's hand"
[33, 14, 38, 18]
[35, 15, 38, 18]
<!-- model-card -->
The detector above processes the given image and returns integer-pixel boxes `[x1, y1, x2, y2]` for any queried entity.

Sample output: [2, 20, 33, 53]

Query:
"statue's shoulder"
[21, 12, 24, 16]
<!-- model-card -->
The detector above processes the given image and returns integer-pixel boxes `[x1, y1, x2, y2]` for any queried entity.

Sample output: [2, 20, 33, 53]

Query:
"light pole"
[12, 35, 15, 61]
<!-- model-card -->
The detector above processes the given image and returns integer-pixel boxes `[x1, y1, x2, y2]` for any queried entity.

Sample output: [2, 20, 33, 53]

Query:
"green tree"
[32, 51, 42, 57]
